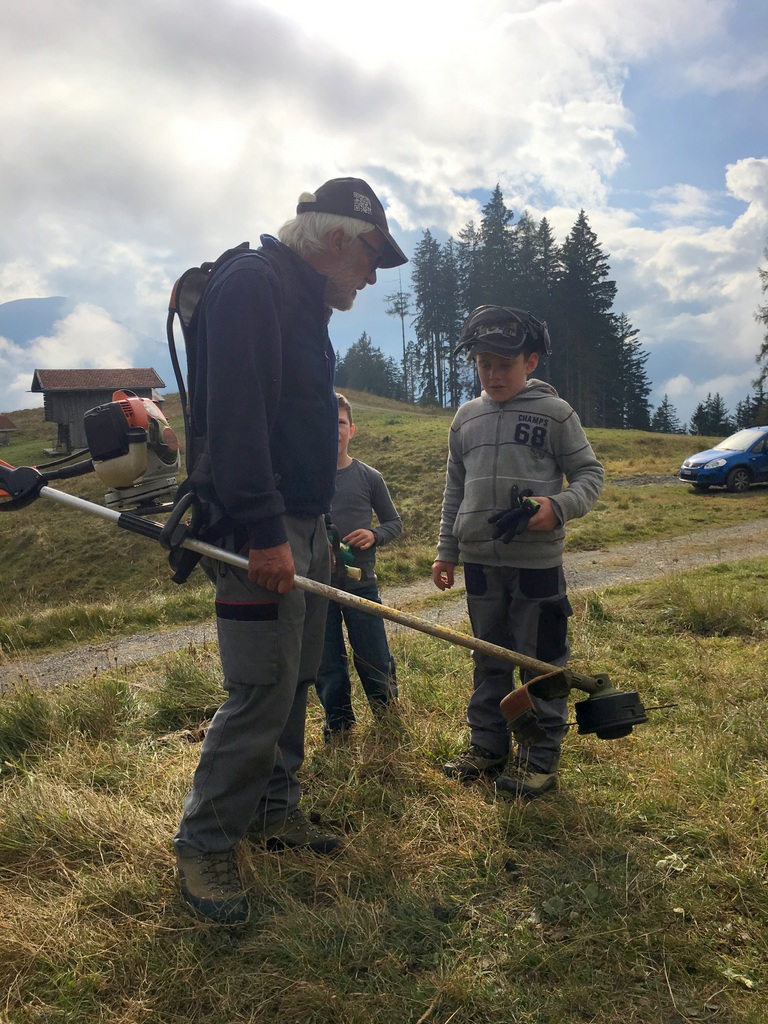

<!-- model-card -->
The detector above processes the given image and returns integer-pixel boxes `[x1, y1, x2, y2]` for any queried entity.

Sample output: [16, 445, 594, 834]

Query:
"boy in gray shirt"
[432, 306, 603, 797]
[316, 393, 402, 739]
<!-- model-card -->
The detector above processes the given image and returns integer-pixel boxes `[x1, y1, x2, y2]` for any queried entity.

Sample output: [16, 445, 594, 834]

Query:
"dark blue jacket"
[191, 234, 337, 549]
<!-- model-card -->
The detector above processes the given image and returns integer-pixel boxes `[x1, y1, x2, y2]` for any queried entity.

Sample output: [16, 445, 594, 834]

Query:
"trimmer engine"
[84, 390, 180, 510]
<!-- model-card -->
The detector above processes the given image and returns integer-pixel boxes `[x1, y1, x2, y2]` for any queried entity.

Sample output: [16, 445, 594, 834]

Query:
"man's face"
[474, 350, 539, 403]
[324, 229, 385, 311]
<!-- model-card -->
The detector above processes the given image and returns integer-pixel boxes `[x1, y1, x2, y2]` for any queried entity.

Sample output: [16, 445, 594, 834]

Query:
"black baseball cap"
[297, 177, 408, 269]
[454, 305, 551, 359]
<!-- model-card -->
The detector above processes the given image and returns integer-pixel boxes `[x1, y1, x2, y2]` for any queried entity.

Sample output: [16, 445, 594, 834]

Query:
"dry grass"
[0, 397, 757, 656]
[1, 559, 766, 1022]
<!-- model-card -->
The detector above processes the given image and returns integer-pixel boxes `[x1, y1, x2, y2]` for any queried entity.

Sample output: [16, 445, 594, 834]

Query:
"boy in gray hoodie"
[432, 305, 604, 798]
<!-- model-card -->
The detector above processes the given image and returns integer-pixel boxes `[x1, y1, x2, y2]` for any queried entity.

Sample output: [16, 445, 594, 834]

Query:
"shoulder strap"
[166, 239, 301, 477]
[166, 242, 250, 422]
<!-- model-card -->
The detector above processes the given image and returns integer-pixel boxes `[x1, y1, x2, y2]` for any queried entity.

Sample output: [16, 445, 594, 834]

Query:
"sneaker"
[443, 744, 507, 780]
[495, 761, 558, 799]
[175, 849, 250, 926]
[256, 808, 342, 854]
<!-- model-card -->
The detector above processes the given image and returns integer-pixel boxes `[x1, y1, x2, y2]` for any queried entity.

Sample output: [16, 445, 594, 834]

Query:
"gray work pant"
[464, 562, 572, 773]
[174, 515, 329, 856]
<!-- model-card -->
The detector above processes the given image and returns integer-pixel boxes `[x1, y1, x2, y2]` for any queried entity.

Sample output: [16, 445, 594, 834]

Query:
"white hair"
[278, 191, 371, 259]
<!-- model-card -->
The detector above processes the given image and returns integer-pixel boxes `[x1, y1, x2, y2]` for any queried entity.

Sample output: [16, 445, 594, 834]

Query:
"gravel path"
[2, 518, 767, 694]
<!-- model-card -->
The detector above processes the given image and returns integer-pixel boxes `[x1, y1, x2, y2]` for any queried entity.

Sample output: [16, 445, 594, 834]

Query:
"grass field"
[0, 560, 766, 1022]
[0, 393, 761, 658]
[1, 394, 767, 1023]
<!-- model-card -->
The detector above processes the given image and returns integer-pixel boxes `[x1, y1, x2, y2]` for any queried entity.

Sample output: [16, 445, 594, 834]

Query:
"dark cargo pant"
[464, 562, 572, 773]
[174, 514, 329, 856]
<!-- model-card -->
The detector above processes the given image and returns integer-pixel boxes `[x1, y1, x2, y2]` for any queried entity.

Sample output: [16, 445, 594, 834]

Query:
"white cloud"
[27, 304, 141, 367]
[0, 0, 766, 429]
[649, 185, 719, 225]
[0, 305, 143, 412]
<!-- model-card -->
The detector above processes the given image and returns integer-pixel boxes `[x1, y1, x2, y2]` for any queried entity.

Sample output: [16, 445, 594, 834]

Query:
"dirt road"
[2, 519, 766, 694]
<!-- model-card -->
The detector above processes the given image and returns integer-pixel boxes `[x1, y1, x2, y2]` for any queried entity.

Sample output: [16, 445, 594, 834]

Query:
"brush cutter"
[0, 451, 647, 745]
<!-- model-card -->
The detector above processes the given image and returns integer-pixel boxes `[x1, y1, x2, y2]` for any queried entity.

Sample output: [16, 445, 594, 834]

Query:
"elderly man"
[174, 178, 407, 925]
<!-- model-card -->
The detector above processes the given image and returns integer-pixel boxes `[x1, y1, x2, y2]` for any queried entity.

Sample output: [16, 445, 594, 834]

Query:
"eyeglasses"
[359, 234, 386, 272]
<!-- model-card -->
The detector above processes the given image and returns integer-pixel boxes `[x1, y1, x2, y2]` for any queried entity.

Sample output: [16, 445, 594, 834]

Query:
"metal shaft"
[38, 485, 561, 677]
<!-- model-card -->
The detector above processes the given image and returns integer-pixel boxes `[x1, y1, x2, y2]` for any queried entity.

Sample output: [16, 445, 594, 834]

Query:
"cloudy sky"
[1, 0, 767, 428]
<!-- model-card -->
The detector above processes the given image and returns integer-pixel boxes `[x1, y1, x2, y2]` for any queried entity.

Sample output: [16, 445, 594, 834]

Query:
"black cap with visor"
[454, 305, 551, 360]
[297, 177, 408, 269]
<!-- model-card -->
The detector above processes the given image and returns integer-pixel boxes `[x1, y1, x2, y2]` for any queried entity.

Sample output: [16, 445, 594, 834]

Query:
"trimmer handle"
[0, 463, 47, 511]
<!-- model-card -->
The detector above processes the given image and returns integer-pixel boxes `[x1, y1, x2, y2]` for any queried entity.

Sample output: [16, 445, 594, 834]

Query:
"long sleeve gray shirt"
[436, 379, 604, 570]
[331, 459, 402, 588]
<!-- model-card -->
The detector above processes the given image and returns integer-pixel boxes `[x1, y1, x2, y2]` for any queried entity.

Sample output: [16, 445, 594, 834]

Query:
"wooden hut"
[0, 413, 17, 447]
[31, 368, 166, 452]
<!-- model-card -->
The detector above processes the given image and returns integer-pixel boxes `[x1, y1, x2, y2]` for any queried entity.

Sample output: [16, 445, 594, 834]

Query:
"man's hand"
[248, 542, 295, 593]
[432, 560, 456, 591]
[343, 528, 376, 551]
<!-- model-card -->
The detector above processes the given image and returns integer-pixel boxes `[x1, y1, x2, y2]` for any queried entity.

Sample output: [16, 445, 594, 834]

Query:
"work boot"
[443, 744, 507, 780]
[495, 761, 558, 799]
[255, 808, 342, 854]
[175, 849, 250, 926]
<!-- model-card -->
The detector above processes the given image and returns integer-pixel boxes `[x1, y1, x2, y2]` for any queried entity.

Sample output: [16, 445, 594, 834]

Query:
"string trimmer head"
[500, 668, 648, 743]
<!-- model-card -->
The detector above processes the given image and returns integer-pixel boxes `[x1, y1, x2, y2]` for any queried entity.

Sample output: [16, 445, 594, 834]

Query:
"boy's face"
[338, 410, 355, 458]
[474, 349, 539, 403]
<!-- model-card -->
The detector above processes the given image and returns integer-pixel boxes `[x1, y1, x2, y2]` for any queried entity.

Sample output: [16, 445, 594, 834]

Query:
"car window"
[715, 429, 766, 452]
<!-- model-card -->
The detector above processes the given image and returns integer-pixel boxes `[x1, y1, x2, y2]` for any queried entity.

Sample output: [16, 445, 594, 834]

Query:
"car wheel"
[725, 467, 751, 493]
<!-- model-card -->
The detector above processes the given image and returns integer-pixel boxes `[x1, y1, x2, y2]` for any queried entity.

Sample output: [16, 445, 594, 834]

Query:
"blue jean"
[315, 580, 398, 736]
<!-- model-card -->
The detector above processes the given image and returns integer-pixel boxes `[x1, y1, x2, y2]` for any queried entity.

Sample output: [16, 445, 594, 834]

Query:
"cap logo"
[485, 324, 518, 337]
[353, 192, 373, 216]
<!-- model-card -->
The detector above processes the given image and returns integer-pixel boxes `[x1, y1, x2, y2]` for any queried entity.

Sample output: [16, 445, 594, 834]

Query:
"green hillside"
[1, 394, 767, 1022]
[0, 391, 760, 658]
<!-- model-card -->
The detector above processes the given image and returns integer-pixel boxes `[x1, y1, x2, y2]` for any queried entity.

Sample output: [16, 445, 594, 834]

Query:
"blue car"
[679, 425, 768, 492]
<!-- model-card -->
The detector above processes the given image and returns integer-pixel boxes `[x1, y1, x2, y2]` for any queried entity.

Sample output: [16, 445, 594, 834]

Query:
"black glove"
[488, 486, 540, 543]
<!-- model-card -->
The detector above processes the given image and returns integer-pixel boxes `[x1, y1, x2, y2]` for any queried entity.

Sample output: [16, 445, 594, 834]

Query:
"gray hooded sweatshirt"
[436, 379, 604, 570]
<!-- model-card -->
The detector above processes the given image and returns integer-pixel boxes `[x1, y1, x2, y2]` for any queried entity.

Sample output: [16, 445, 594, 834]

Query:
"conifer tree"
[689, 393, 734, 435]
[650, 395, 684, 434]
[411, 230, 446, 404]
[457, 220, 485, 316]
[755, 244, 768, 389]
[405, 186, 651, 424]
[552, 210, 617, 425]
[337, 332, 395, 398]
[479, 184, 515, 304]
[611, 314, 652, 429]
[384, 285, 412, 402]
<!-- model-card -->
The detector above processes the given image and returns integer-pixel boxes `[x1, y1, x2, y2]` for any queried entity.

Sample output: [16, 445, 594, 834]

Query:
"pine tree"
[411, 230, 446, 404]
[439, 239, 471, 407]
[479, 184, 515, 304]
[689, 393, 734, 435]
[650, 395, 683, 434]
[551, 210, 617, 425]
[384, 284, 412, 402]
[755, 244, 768, 389]
[457, 220, 484, 316]
[734, 383, 768, 426]
[339, 332, 395, 398]
[405, 186, 651, 424]
[611, 314, 652, 429]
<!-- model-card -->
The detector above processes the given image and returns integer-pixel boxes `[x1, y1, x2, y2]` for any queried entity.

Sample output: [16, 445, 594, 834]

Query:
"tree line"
[336, 188, 768, 434]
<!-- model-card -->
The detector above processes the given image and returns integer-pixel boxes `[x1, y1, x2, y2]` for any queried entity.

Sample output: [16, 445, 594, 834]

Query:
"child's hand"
[526, 497, 560, 532]
[343, 528, 376, 550]
[432, 560, 455, 591]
